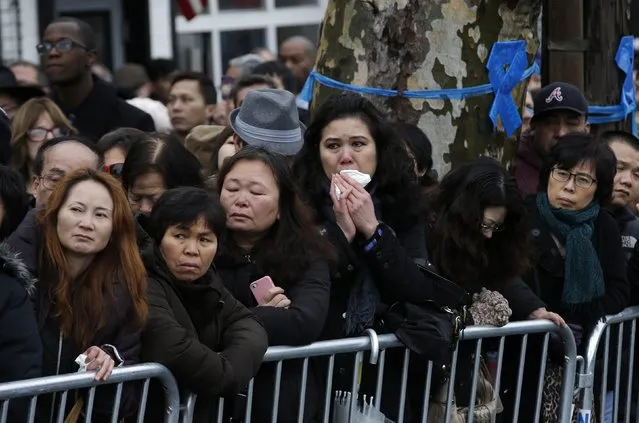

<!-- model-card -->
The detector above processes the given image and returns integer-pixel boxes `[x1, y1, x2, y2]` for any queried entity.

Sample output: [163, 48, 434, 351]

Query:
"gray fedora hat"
[229, 88, 305, 156]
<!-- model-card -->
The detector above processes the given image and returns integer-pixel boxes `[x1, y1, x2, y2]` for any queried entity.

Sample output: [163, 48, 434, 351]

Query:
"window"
[176, 32, 213, 79]
[218, 0, 263, 10]
[220, 29, 266, 73]
[275, 0, 317, 7]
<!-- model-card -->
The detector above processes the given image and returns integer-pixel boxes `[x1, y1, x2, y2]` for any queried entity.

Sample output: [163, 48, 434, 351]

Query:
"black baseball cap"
[532, 82, 588, 121]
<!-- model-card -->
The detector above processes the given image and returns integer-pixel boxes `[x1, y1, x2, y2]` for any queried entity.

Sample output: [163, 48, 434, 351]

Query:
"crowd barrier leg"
[578, 306, 639, 423]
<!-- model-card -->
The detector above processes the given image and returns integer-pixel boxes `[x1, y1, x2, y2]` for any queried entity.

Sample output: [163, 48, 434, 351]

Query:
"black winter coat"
[0, 243, 41, 421]
[52, 77, 155, 141]
[217, 252, 331, 423]
[318, 218, 431, 423]
[140, 246, 268, 423]
[523, 199, 629, 325]
[6, 209, 145, 422]
[500, 199, 630, 423]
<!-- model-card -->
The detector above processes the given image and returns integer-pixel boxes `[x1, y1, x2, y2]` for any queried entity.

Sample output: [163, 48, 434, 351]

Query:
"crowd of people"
[0, 14, 637, 423]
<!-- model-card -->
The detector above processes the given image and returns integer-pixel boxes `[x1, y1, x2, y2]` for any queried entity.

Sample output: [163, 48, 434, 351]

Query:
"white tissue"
[335, 170, 371, 200]
[75, 354, 88, 372]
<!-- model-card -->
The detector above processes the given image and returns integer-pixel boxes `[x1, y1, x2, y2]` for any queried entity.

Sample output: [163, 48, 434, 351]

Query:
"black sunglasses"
[104, 163, 124, 178]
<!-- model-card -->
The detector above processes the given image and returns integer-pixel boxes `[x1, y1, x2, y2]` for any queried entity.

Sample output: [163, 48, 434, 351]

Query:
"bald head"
[278, 36, 316, 88]
[48, 17, 96, 50]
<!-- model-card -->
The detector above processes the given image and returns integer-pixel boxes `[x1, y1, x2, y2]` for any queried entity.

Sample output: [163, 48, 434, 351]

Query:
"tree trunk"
[312, 0, 542, 176]
[583, 0, 631, 134]
[542, 0, 585, 90]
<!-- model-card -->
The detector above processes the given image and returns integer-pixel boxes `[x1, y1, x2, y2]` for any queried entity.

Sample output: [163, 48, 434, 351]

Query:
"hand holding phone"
[250, 276, 290, 308]
[250, 276, 276, 305]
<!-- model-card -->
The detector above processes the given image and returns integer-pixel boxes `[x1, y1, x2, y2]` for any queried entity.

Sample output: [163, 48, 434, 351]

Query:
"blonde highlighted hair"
[10, 98, 77, 182]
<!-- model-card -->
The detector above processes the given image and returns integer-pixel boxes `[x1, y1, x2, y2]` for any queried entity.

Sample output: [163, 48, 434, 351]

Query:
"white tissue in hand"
[75, 354, 88, 372]
[335, 170, 371, 200]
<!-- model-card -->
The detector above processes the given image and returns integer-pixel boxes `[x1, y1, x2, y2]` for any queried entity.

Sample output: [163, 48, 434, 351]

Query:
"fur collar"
[0, 242, 36, 294]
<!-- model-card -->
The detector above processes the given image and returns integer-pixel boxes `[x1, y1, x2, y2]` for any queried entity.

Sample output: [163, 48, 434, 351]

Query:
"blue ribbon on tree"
[587, 36, 637, 135]
[486, 40, 529, 136]
[299, 37, 636, 136]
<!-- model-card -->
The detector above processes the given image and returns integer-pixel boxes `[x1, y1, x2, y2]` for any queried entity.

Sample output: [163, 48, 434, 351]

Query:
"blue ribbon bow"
[486, 40, 529, 137]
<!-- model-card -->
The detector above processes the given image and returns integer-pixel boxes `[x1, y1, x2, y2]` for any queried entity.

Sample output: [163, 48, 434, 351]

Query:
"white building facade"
[2, 0, 327, 85]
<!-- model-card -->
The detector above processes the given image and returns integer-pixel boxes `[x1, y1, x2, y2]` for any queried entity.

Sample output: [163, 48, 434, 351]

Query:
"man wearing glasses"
[38, 18, 155, 141]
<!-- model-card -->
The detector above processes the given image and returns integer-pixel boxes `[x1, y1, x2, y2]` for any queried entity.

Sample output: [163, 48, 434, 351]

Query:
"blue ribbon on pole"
[581, 36, 637, 135]
[486, 40, 528, 137]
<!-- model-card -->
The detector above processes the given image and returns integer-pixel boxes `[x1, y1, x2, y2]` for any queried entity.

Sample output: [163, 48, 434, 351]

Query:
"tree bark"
[313, 0, 542, 175]
[583, 0, 631, 134]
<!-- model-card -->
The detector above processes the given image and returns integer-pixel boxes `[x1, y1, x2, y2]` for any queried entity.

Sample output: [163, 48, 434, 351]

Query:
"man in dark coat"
[39, 17, 155, 141]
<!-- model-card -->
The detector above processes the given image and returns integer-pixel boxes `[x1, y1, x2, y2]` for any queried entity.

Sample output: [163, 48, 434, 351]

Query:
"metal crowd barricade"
[0, 363, 180, 423]
[578, 306, 639, 423]
[180, 320, 578, 423]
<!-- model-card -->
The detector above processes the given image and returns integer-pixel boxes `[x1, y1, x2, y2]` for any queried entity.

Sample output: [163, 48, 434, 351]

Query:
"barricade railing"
[180, 320, 577, 423]
[578, 306, 639, 423]
[0, 362, 180, 423]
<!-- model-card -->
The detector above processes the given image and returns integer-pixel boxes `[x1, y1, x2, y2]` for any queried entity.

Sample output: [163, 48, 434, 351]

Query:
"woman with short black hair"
[96, 128, 152, 178]
[140, 186, 268, 422]
[121, 135, 205, 250]
[530, 132, 627, 320]
[506, 132, 630, 422]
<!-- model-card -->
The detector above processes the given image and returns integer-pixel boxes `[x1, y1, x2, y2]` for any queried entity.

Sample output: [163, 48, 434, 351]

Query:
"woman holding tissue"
[293, 92, 431, 421]
[216, 147, 335, 422]
[2, 168, 148, 422]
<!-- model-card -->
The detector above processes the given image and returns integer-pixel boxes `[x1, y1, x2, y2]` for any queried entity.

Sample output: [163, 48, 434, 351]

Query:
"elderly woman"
[527, 132, 628, 326]
[2, 168, 148, 421]
[505, 133, 630, 422]
[140, 186, 268, 422]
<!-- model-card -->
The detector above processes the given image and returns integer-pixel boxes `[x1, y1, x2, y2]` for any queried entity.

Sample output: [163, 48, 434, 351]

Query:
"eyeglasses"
[27, 127, 69, 141]
[38, 172, 64, 190]
[480, 222, 505, 234]
[551, 168, 597, 189]
[36, 38, 89, 55]
[104, 163, 124, 178]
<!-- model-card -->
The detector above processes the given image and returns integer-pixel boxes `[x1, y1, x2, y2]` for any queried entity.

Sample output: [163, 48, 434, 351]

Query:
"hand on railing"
[528, 307, 566, 326]
[82, 346, 116, 381]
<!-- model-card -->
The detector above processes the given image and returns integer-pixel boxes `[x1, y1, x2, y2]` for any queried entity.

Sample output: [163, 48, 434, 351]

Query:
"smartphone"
[250, 276, 276, 305]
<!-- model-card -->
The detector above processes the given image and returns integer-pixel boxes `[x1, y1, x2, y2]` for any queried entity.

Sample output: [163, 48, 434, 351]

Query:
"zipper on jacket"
[49, 331, 63, 423]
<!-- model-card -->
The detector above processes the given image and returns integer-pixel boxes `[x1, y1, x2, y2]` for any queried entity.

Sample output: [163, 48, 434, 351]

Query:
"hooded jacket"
[0, 242, 41, 420]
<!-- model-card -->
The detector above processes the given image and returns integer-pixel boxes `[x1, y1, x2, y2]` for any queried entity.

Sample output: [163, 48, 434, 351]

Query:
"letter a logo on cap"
[546, 87, 564, 104]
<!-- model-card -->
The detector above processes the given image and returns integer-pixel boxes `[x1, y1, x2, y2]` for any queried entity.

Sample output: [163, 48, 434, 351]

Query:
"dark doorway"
[122, 0, 151, 65]
[58, 11, 113, 70]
